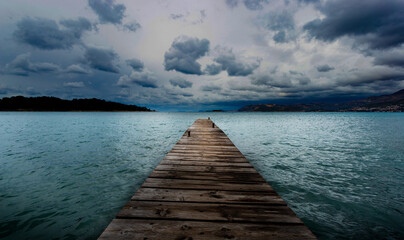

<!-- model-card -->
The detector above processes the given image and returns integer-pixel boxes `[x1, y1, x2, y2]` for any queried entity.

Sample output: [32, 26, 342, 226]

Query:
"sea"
[0, 112, 403, 239]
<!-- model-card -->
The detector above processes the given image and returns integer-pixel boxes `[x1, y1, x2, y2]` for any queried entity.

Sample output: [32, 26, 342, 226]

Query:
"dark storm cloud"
[297, 76, 311, 85]
[126, 58, 144, 72]
[5, 53, 60, 76]
[204, 64, 222, 75]
[165, 88, 193, 98]
[84, 46, 119, 73]
[304, 0, 404, 50]
[260, 10, 295, 43]
[60, 17, 93, 36]
[164, 36, 210, 75]
[317, 64, 335, 72]
[213, 47, 259, 76]
[373, 52, 404, 68]
[117, 72, 158, 88]
[297, 0, 320, 3]
[226, 0, 268, 10]
[88, 0, 125, 24]
[250, 71, 311, 88]
[123, 21, 141, 32]
[169, 77, 193, 88]
[65, 64, 91, 74]
[250, 74, 293, 88]
[14, 17, 92, 50]
[201, 85, 222, 92]
[243, 0, 268, 10]
[337, 70, 404, 86]
[273, 31, 287, 43]
[128, 72, 158, 88]
[63, 81, 85, 88]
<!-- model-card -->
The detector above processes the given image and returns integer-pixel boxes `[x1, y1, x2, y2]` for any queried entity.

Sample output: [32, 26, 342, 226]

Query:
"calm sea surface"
[0, 112, 403, 239]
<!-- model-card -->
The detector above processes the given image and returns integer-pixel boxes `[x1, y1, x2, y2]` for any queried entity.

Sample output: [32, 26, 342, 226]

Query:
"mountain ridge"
[0, 96, 152, 112]
[238, 89, 404, 112]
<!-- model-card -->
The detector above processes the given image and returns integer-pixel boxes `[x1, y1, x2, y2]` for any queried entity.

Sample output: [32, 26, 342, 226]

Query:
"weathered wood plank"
[163, 156, 249, 162]
[148, 171, 267, 182]
[154, 165, 259, 173]
[142, 178, 272, 192]
[117, 201, 302, 224]
[131, 188, 285, 205]
[160, 160, 252, 167]
[165, 153, 246, 158]
[99, 219, 316, 240]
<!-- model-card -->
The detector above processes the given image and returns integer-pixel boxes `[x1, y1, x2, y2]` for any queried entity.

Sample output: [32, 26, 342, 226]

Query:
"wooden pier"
[99, 119, 316, 239]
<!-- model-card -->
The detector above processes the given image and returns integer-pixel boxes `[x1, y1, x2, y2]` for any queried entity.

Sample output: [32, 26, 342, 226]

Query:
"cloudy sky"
[1, 0, 403, 111]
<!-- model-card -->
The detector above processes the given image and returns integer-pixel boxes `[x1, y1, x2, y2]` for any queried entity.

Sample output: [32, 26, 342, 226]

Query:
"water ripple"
[0, 112, 403, 239]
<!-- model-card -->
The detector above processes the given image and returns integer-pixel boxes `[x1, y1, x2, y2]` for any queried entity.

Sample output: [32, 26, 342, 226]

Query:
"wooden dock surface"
[99, 119, 316, 239]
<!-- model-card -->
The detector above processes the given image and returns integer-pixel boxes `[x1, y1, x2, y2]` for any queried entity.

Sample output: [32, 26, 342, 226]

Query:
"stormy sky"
[1, 0, 403, 111]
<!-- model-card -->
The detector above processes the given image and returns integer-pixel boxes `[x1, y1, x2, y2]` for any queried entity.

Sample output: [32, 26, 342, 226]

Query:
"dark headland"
[239, 89, 404, 112]
[0, 96, 152, 112]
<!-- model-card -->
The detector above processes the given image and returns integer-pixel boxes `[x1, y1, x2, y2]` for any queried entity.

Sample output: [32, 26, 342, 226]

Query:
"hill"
[238, 89, 404, 112]
[0, 96, 152, 111]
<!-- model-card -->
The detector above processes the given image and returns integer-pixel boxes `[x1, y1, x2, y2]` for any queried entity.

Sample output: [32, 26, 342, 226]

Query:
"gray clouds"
[88, 0, 125, 24]
[170, 14, 185, 20]
[226, 0, 268, 10]
[304, 0, 404, 50]
[5, 53, 60, 76]
[123, 21, 141, 32]
[163, 37, 259, 77]
[14, 17, 92, 50]
[260, 11, 295, 43]
[204, 64, 222, 75]
[169, 77, 193, 88]
[117, 71, 158, 88]
[213, 47, 259, 76]
[317, 64, 335, 72]
[4, 54, 92, 76]
[250, 72, 311, 88]
[243, 0, 268, 10]
[250, 74, 293, 88]
[201, 85, 222, 92]
[373, 52, 404, 68]
[164, 36, 210, 75]
[60, 17, 93, 37]
[84, 46, 119, 73]
[65, 64, 91, 75]
[126, 58, 144, 72]
[63, 81, 85, 88]
[225, 0, 239, 8]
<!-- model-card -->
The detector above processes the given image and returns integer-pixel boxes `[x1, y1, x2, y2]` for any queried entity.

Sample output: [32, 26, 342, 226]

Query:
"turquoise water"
[0, 112, 403, 239]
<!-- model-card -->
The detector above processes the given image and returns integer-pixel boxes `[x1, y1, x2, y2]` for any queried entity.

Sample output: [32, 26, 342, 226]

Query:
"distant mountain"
[0, 96, 153, 111]
[238, 89, 404, 112]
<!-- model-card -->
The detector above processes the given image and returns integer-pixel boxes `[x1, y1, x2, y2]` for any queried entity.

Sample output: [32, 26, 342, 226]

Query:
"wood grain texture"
[98, 119, 316, 239]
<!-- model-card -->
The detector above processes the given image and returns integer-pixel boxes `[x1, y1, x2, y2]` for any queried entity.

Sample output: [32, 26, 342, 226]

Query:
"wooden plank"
[165, 153, 246, 158]
[154, 165, 259, 173]
[160, 160, 252, 167]
[169, 150, 241, 154]
[142, 178, 273, 192]
[148, 171, 267, 183]
[98, 119, 316, 239]
[131, 188, 285, 205]
[163, 156, 249, 162]
[172, 145, 239, 150]
[99, 219, 316, 240]
[117, 201, 302, 224]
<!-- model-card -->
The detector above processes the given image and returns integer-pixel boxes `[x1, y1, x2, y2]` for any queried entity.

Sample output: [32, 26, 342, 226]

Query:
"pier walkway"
[99, 119, 316, 239]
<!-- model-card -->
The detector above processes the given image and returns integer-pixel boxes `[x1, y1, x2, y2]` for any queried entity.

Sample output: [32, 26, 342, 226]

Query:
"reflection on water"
[0, 112, 403, 239]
